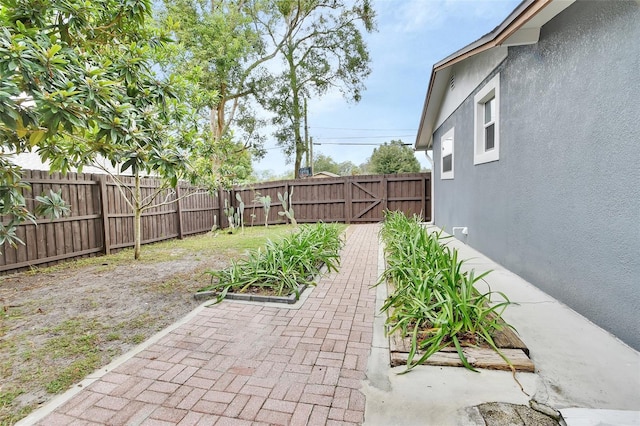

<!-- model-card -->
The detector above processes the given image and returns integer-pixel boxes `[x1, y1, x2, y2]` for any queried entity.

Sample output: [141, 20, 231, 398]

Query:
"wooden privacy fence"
[0, 171, 430, 273]
[231, 173, 431, 227]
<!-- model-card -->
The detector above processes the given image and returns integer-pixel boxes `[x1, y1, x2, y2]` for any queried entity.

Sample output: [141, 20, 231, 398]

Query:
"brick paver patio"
[39, 224, 379, 425]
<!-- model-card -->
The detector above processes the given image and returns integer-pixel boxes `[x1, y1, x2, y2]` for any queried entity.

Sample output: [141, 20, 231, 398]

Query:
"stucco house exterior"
[415, 0, 640, 350]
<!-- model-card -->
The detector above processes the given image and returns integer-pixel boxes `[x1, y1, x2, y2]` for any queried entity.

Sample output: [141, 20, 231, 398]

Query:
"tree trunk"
[133, 173, 142, 260]
[287, 49, 306, 179]
[294, 142, 304, 179]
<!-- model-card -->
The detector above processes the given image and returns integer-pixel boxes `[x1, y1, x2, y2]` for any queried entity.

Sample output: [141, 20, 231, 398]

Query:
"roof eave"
[414, 0, 557, 151]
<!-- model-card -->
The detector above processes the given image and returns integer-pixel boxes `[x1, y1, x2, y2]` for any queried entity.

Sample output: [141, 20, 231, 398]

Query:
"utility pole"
[309, 136, 314, 175]
[304, 98, 309, 168]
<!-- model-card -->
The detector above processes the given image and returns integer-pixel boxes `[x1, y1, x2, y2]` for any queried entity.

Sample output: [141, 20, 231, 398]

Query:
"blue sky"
[255, 0, 521, 176]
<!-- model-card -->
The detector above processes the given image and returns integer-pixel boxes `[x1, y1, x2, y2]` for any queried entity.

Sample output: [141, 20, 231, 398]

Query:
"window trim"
[474, 73, 500, 165]
[440, 128, 454, 180]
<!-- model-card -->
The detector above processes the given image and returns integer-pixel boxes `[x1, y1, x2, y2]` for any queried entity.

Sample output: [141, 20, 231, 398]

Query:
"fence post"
[98, 175, 111, 255]
[218, 187, 225, 229]
[175, 185, 184, 239]
[425, 172, 431, 222]
[283, 182, 289, 225]
[344, 176, 351, 224]
[382, 174, 388, 212]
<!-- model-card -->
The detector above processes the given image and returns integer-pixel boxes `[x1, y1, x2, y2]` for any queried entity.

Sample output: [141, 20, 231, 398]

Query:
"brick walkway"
[39, 224, 379, 426]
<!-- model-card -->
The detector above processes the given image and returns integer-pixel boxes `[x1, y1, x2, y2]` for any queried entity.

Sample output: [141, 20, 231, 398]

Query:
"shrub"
[203, 223, 343, 302]
[379, 211, 514, 372]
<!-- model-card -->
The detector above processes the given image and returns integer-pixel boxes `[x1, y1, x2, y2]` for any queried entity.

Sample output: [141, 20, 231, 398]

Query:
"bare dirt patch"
[0, 249, 227, 424]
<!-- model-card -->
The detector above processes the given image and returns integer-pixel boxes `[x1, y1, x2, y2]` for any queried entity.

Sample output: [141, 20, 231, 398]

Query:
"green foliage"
[277, 187, 296, 226]
[338, 160, 361, 176]
[223, 198, 237, 230]
[34, 189, 71, 219]
[0, 0, 200, 255]
[0, 156, 33, 248]
[0, 156, 70, 250]
[189, 135, 254, 190]
[379, 211, 514, 373]
[370, 140, 421, 174]
[155, 0, 273, 181]
[312, 153, 360, 176]
[313, 153, 340, 175]
[260, 0, 376, 177]
[223, 193, 247, 231]
[235, 192, 245, 232]
[254, 193, 271, 227]
[203, 223, 343, 301]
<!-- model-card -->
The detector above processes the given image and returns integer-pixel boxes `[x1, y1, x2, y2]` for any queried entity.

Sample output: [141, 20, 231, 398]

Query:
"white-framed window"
[474, 73, 500, 165]
[440, 128, 454, 180]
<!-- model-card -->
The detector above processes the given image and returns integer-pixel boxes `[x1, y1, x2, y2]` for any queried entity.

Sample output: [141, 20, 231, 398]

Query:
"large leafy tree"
[155, 0, 293, 181]
[0, 0, 197, 259]
[369, 140, 421, 174]
[313, 153, 339, 175]
[313, 153, 359, 176]
[260, 0, 376, 178]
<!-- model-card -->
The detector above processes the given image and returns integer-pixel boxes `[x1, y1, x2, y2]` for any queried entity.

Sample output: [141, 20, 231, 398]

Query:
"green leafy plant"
[379, 211, 515, 374]
[34, 189, 71, 219]
[223, 199, 236, 230]
[202, 222, 342, 302]
[277, 187, 296, 226]
[249, 190, 257, 227]
[235, 193, 245, 232]
[254, 192, 271, 227]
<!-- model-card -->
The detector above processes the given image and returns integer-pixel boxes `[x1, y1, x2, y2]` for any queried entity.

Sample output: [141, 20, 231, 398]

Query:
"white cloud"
[388, 0, 447, 34]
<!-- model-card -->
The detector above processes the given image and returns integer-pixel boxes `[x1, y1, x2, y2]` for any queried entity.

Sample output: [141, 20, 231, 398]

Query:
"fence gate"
[347, 176, 385, 222]
[345, 174, 430, 223]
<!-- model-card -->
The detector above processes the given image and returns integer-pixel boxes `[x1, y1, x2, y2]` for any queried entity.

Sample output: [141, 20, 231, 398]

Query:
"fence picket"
[1, 172, 430, 273]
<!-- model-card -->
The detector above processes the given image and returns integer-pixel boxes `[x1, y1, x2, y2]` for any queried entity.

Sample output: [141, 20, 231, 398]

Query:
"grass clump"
[202, 223, 343, 302]
[379, 211, 514, 373]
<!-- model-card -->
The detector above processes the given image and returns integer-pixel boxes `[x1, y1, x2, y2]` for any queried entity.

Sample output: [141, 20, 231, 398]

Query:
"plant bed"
[197, 223, 343, 304]
[388, 316, 534, 372]
[194, 283, 307, 304]
[379, 211, 534, 374]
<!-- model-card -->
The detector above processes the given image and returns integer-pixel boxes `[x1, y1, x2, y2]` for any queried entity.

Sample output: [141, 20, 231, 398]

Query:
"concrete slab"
[431, 227, 640, 411]
[364, 226, 640, 425]
[363, 366, 537, 425]
[560, 408, 640, 426]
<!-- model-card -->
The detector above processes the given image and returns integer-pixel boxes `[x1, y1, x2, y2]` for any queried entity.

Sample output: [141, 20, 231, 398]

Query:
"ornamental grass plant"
[379, 211, 514, 373]
[202, 222, 343, 302]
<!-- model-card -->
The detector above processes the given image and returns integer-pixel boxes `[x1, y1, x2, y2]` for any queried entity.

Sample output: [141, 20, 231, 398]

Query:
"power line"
[314, 134, 414, 140]
[313, 142, 412, 146]
[310, 126, 418, 131]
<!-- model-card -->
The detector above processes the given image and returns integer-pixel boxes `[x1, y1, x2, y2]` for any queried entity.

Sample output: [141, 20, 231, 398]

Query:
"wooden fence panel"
[289, 178, 347, 223]
[386, 174, 430, 219]
[228, 172, 431, 226]
[1, 171, 430, 273]
[105, 176, 180, 251]
[0, 170, 103, 272]
[180, 187, 218, 236]
[233, 181, 289, 227]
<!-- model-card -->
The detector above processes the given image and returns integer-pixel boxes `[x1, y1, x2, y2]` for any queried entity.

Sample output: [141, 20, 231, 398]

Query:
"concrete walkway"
[25, 224, 379, 426]
[19, 223, 640, 425]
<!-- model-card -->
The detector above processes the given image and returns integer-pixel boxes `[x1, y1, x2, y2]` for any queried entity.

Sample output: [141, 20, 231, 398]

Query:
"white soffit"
[504, 0, 575, 46]
[415, 0, 577, 151]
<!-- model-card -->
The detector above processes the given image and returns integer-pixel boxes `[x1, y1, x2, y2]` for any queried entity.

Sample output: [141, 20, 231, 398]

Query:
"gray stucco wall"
[432, 1, 640, 350]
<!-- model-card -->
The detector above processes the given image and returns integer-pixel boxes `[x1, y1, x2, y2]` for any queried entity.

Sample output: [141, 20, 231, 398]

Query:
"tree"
[155, 0, 293, 179]
[313, 154, 360, 176]
[260, 0, 376, 178]
[369, 140, 421, 174]
[0, 0, 199, 259]
[338, 160, 360, 176]
[313, 154, 340, 175]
